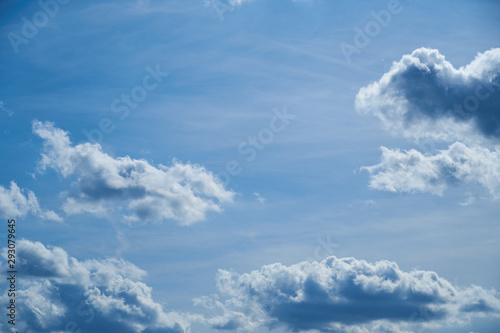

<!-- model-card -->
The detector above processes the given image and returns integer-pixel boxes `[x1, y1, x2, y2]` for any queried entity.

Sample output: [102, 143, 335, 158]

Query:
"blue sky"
[1, 0, 500, 332]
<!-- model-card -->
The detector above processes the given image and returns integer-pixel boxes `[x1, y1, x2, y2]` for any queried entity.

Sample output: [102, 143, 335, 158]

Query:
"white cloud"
[361, 142, 500, 196]
[1, 240, 189, 333]
[355, 47, 500, 143]
[0, 181, 61, 221]
[5, 241, 499, 332]
[32, 121, 235, 225]
[198, 256, 500, 332]
[0, 101, 13, 116]
[212, 0, 312, 8]
[228, 0, 252, 6]
[254, 192, 266, 204]
[356, 48, 500, 198]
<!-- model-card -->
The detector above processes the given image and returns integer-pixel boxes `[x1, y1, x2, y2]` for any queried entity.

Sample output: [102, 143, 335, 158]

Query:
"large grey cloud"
[32, 121, 234, 225]
[197, 256, 500, 332]
[356, 48, 500, 197]
[0, 240, 189, 333]
[0, 181, 61, 221]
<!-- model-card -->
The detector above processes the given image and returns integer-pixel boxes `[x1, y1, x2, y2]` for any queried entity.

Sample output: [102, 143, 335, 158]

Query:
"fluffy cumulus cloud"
[0, 181, 61, 221]
[1, 240, 189, 333]
[197, 256, 500, 332]
[356, 48, 500, 196]
[32, 121, 234, 225]
[356, 47, 500, 142]
[362, 142, 500, 196]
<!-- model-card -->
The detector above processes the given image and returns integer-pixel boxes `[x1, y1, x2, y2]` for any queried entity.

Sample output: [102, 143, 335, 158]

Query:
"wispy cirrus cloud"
[356, 48, 500, 198]
[33, 121, 235, 225]
[0, 101, 13, 116]
[197, 256, 500, 332]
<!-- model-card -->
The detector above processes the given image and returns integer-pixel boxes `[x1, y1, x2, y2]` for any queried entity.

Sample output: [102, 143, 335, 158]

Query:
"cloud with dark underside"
[0, 240, 189, 333]
[196, 257, 500, 332]
[356, 47, 500, 142]
[356, 48, 500, 197]
[32, 121, 234, 225]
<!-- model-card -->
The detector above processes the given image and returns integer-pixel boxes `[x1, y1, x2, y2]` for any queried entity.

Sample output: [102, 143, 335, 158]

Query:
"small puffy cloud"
[32, 121, 234, 225]
[0, 181, 61, 221]
[198, 257, 500, 332]
[361, 142, 500, 196]
[355, 47, 500, 143]
[1, 240, 189, 333]
[356, 48, 500, 198]
[254, 192, 266, 204]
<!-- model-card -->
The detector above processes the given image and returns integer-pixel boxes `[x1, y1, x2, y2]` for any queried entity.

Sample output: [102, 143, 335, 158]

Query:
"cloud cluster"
[33, 121, 234, 225]
[356, 48, 500, 196]
[1, 240, 189, 333]
[3, 243, 499, 333]
[0, 181, 61, 221]
[197, 256, 500, 332]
